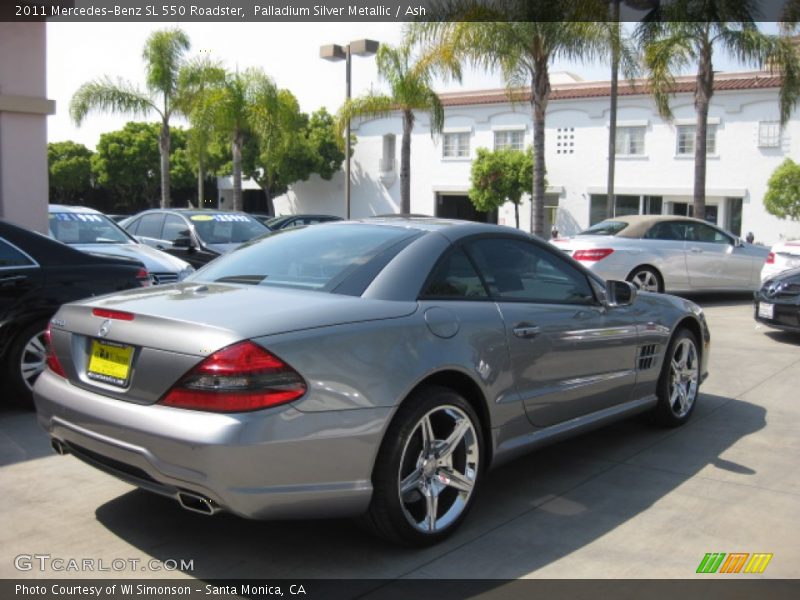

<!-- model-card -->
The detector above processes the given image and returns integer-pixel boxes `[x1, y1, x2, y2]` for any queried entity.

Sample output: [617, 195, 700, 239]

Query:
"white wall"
[276, 79, 800, 245]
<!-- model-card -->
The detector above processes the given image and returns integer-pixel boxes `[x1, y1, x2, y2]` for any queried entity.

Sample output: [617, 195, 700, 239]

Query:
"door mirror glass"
[605, 280, 637, 307]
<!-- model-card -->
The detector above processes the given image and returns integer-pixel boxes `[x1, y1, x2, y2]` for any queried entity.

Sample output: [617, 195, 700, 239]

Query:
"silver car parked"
[552, 215, 770, 293]
[49, 205, 194, 284]
[35, 218, 710, 546]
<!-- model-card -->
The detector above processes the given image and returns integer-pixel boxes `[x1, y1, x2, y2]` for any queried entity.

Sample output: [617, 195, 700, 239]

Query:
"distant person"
[746, 231, 755, 244]
[550, 225, 559, 240]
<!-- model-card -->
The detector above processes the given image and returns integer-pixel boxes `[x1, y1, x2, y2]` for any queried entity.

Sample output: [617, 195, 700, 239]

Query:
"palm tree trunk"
[197, 157, 205, 209]
[606, 3, 621, 219]
[232, 132, 243, 212]
[693, 37, 714, 222]
[159, 119, 171, 209]
[514, 201, 520, 229]
[530, 62, 550, 237]
[400, 110, 413, 214]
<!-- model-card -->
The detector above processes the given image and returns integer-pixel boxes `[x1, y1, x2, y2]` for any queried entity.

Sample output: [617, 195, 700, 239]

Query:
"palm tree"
[410, 8, 607, 236]
[70, 28, 191, 209]
[338, 43, 444, 214]
[637, 1, 800, 220]
[604, 1, 655, 219]
[176, 57, 226, 206]
[198, 68, 279, 211]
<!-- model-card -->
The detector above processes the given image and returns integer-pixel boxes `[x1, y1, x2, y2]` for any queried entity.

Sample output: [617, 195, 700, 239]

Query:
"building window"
[758, 121, 781, 148]
[494, 129, 524, 151]
[615, 126, 645, 155]
[643, 196, 663, 215]
[556, 127, 575, 154]
[589, 194, 640, 225]
[380, 134, 396, 172]
[677, 124, 717, 155]
[443, 132, 471, 158]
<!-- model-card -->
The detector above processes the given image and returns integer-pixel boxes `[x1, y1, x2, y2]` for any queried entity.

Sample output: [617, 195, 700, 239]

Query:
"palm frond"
[642, 29, 694, 120]
[143, 28, 190, 99]
[337, 94, 395, 135]
[69, 77, 156, 125]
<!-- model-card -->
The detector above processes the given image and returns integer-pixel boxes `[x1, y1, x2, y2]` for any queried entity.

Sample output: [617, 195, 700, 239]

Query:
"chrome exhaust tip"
[51, 439, 68, 456]
[176, 491, 219, 516]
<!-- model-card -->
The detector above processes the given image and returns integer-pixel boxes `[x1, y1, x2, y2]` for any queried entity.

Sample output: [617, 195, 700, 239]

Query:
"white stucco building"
[275, 70, 800, 245]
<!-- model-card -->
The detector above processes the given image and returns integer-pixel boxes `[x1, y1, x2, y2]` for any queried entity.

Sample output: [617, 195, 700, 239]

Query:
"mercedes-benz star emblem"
[98, 319, 112, 338]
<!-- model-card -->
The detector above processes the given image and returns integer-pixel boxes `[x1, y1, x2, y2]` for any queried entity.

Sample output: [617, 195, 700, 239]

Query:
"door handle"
[690, 247, 703, 253]
[513, 324, 541, 339]
[0, 275, 27, 286]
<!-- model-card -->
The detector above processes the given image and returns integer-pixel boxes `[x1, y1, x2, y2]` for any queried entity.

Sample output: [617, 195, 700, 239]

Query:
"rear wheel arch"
[408, 370, 493, 468]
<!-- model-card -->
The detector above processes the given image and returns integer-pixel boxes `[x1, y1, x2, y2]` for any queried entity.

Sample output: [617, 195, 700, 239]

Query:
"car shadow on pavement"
[762, 329, 800, 346]
[92, 393, 765, 585]
[676, 291, 754, 308]
[0, 407, 52, 467]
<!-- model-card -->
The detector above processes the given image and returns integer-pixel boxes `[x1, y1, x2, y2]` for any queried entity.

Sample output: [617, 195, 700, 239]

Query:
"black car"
[0, 220, 150, 405]
[121, 209, 269, 268]
[754, 267, 800, 333]
[259, 214, 343, 230]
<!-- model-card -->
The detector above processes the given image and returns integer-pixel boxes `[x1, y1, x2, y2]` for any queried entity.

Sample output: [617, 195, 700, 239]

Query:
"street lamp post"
[320, 39, 379, 219]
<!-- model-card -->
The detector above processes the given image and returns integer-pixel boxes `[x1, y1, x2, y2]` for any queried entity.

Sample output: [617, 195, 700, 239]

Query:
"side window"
[0, 238, 35, 268]
[123, 217, 140, 235]
[161, 215, 190, 243]
[421, 247, 488, 299]
[136, 214, 166, 239]
[645, 222, 687, 241]
[467, 238, 595, 305]
[689, 223, 731, 244]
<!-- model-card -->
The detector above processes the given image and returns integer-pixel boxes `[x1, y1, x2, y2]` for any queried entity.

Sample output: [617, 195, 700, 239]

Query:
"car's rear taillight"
[766, 252, 775, 265]
[159, 341, 307, 412]
[573, 248, 615, 261]
[44, 325, 66, 378]
[136, 268, 152, 287]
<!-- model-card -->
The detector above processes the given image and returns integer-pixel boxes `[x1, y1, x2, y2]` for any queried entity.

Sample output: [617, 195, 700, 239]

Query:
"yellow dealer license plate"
[87, 340, 134, 387]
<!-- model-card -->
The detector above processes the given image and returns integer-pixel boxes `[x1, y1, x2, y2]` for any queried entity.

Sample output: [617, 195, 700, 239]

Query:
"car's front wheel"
[362, 386, 484, 546]
[653, 328, 700, 427]
[6, 319, 49, 407]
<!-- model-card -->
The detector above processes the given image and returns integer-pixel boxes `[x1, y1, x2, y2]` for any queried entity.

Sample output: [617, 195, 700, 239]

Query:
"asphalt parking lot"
[1, 293, 798, 581]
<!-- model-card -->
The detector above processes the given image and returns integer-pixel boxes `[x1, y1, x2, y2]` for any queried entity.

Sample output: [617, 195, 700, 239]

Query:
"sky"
[46, 21, 777, 150]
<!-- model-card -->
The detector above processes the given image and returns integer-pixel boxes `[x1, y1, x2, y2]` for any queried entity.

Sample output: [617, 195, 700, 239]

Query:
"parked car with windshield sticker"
[120, 210, 269, 268]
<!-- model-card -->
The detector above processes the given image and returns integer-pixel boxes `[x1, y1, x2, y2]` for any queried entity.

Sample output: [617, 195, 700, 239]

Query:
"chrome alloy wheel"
[397, 405, 479, 533]
[20, 330, 48, 390]
[669, 337, 699, 418]
[631, 269, 660, 292]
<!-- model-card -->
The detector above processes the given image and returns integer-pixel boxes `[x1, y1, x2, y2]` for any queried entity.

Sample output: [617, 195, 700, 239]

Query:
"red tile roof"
[437, 71, 782, 107]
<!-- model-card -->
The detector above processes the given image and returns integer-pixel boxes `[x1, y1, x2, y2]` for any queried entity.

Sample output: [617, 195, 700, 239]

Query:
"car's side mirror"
[605, 280, 638, 307]
[734, 237, 745, 247]
[173, 235, 195, 250]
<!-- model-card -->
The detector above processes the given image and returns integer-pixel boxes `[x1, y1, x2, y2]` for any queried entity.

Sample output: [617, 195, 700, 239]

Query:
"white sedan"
[761, 240, 800, 281]
[552, 215, 770, 293]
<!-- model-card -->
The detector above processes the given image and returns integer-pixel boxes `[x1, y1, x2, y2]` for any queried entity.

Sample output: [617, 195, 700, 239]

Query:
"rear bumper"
[33, 370, 390, 519]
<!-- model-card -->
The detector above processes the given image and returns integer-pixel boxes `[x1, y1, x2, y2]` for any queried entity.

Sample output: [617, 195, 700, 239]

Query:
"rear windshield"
[192, 224, 416, 291]
[578, 220, 629, 236]
[188, 213, 268, 244]
[50, 212, 133, 244]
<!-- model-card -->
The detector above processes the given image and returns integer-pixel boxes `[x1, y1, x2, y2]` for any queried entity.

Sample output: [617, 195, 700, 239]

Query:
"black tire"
[653, 328, 700, 427]
[627, 266, 664, 293]
[5, 318, 50, 408]
[360, 385, 484, 546]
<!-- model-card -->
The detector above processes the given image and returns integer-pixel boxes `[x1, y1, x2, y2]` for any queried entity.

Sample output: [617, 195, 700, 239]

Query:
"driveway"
[1, 294, 798, 581]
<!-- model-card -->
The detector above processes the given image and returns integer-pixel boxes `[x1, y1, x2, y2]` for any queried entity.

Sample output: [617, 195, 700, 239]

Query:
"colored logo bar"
[697, 553, 773, 574]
